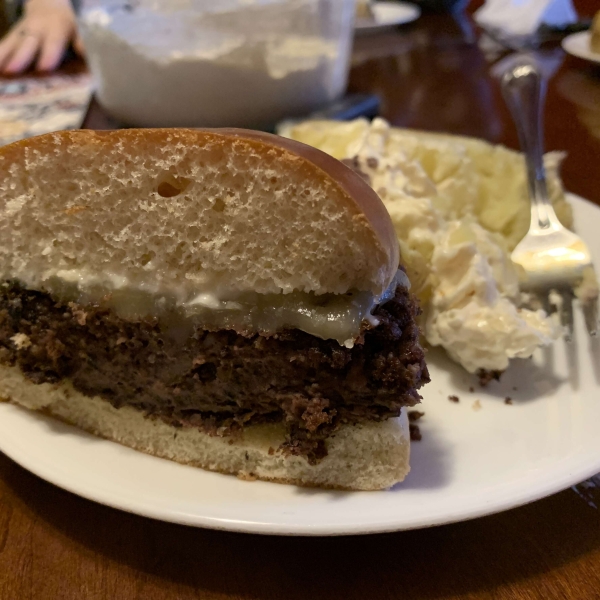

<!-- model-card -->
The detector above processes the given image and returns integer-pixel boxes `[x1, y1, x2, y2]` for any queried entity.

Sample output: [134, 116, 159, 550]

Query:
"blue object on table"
[308, 94, 380, 121]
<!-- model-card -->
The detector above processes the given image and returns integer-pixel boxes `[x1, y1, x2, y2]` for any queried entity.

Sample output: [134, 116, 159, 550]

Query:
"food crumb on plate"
[477, 369, 502, 386]
[473, 400, 482, 411]
[409, 423, 422, 441]
[505, 397, 513, 405]
[448, 395, 460, 403]
[408, 410, 425, 422]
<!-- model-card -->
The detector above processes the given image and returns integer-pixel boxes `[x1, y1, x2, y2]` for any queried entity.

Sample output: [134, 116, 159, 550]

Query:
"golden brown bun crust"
[214, 127, 400, 280]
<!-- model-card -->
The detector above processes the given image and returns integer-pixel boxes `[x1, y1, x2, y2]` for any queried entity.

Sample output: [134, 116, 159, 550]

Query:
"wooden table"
[2, 2, 600, 599]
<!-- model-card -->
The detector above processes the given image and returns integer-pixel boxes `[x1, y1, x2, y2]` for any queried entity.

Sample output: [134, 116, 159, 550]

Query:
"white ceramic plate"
[355, 2, 421, 34]
[1, 194, 600, 536]
[562, 31, 600, 64]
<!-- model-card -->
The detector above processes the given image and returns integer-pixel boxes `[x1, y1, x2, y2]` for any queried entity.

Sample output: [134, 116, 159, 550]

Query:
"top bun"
[0, 128, 399, 300]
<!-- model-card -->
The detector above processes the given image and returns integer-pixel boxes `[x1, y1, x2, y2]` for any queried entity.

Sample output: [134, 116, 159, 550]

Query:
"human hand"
[0, 0, 84, 74]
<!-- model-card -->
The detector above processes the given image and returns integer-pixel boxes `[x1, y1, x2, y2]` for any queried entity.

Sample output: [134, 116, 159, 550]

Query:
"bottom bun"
[0, 363, 410, 491]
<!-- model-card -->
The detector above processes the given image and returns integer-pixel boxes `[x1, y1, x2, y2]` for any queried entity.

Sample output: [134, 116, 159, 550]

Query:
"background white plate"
[562, 31, 600, 64]
[1, 194, 600, 536]
[355, 2, 421, 34]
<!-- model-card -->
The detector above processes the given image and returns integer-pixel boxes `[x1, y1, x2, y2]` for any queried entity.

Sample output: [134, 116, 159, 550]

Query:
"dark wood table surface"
[3, 2, 600, 599]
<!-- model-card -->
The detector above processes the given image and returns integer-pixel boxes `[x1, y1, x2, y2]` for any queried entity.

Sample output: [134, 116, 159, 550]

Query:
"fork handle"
[500, 57, 558, 232]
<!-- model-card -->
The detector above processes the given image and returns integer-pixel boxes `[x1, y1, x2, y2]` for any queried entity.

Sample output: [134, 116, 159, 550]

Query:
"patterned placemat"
[0, 72, 92, 146]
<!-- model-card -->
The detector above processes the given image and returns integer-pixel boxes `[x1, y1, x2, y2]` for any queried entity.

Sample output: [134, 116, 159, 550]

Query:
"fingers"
[0, 27, 25, 72]
[37, 34, 68, 72]
[0, 9, 79, 75]
[4, 32, 41, 74]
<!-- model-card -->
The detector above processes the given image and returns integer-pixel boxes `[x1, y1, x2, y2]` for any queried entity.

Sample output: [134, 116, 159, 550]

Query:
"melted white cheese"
[26, 269, 408, 346]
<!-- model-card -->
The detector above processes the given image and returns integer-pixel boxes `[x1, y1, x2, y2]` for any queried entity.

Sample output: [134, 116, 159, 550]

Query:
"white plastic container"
[79, 0, 356, 129]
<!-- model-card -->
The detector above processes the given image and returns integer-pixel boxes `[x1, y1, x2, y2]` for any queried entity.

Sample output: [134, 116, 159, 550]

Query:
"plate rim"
[1, 193, 600, 537]
[355, 1, 421, 32]
[562, 31, 600, 64]
[2, 396, 600, 537]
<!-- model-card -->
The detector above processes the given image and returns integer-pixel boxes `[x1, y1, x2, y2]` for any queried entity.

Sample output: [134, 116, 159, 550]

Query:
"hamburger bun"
[0, 128, 425, 491]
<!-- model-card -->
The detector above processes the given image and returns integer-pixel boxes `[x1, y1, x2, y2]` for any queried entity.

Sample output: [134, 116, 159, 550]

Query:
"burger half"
[0, 129, 429, 490]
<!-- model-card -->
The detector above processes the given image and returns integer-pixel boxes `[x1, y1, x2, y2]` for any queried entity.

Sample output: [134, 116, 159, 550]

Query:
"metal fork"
[500, 56, 599, 340]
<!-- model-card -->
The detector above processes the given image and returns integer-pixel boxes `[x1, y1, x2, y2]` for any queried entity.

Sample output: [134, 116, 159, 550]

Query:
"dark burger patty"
[0, 281, 429, 463]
